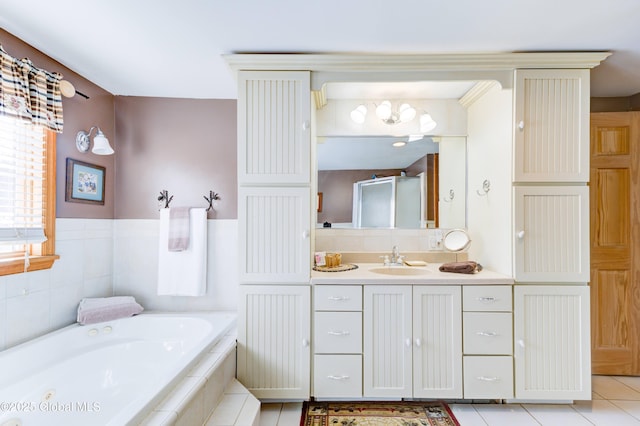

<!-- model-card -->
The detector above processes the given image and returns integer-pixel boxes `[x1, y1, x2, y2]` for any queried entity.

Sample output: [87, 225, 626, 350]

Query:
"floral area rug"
[300, 401, 460, 426]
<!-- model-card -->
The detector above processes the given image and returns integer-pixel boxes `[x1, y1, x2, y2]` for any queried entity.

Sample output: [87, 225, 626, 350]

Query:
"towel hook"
[476, 180, 491, 196]
[441, 189, 455, 203]
[203, 190, 221, 212]
[157, 190, 173, 209]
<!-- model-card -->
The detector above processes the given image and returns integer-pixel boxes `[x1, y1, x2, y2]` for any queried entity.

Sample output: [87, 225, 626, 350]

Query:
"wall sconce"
[75, 126, 114, 155]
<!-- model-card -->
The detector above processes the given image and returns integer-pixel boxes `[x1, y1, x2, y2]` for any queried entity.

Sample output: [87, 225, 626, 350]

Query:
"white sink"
[369, 267, 430, 276]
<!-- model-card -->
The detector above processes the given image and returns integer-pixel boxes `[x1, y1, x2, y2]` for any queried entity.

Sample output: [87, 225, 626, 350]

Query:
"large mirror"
[316, 135, 466, 229]
[315, 81, 471, 229]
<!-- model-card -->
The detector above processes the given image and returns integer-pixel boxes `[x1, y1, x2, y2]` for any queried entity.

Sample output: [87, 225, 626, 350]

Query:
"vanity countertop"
[310, 263, 514, 285]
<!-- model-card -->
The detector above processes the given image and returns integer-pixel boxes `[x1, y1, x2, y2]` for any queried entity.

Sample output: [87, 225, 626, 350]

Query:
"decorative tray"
[313, 264, 359, 272]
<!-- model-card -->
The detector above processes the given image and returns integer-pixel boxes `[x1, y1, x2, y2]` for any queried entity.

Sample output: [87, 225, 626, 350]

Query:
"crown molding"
[459, 81, 499, 108]
[224, 52, 611, 74]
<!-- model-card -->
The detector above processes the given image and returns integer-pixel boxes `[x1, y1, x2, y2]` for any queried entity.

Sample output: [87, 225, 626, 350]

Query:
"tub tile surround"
[141, 329, 261, 426]
[113, 219, 239, 312]
[0, 219, 114, 350]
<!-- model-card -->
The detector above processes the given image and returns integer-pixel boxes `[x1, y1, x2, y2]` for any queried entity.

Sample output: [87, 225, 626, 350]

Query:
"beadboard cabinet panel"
[238, 71, 311, 184]
[238, 187, 311, 284]
[514, 69, 590, 182]
[237, 285, 311, 399]
[514, 186, 589, 282]
[514, 285, 591, 400]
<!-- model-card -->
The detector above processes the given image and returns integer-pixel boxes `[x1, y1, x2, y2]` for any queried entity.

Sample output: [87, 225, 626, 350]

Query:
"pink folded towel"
[168, 207, 190, 251]
[77, 296, 144, 325]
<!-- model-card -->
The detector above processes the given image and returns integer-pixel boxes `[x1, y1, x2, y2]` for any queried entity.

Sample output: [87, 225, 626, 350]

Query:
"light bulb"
[350, 105, 367, 124]
[376, 101, 392, 120]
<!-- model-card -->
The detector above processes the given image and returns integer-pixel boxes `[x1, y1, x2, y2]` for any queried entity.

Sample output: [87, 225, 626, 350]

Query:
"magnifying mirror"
[442, 229, 471, 252]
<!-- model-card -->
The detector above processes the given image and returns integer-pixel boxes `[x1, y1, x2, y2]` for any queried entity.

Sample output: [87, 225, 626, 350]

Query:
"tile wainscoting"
[0, 218, 240, 352]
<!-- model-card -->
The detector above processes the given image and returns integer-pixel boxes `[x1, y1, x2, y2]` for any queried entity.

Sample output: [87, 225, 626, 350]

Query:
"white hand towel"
[168, 207, 191, 251]
[158, 208, 207, 296]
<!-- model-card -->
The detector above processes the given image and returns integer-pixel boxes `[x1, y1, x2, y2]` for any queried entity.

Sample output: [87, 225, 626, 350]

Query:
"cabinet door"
[237, 285, 311, 399]
[514, 186, 589, 282]
[413, 286, 462, 398]
[514, 285, 591, 400]
[514, 69, 589, 182]
[238, 186, 311, 284]
[238, 70, 311, 184]
[363, 285, 412, 398]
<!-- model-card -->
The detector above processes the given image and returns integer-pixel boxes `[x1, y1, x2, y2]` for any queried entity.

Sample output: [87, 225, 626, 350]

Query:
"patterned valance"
[0, 45, 64, 133]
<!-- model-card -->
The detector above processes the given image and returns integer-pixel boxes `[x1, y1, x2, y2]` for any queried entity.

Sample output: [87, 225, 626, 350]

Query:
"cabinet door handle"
[302, 230, 310, 239]
[327, 330, 350, 336]
[302, 120, 310, 131]
[476, 297, 497, 303]
[327, 375, 349, 380]
[476, 331, 498, 337]
[405, 338, 412, 347]
[517, 230, 525, 239]
[518, 120, 525, 131]
[517, 339, 525, 348]
[415, 338, 422, 347]
[477, 376, 500, 382]
[302, 338, 310, 347]
[327, 296, 349, 301]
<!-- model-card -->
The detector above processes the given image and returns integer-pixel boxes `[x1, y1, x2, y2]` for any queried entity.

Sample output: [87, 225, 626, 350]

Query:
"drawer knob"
[327, 330, 350, 336]
[476, 331, 498, 337]
[327, 296, 350, 301]
[477, 376, 500, 382]
[476, 297, 497, 303]
[327, 375, 350, 381]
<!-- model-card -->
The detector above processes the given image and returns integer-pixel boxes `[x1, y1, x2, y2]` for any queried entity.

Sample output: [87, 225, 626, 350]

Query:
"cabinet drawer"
[315, 312, 362, 354]
[315, 285, 362, 311]
[463, 286, 512, 311]
[314, 355, 362, 398]
[463, 312, 512, 355]
[463, 356, 514, 399]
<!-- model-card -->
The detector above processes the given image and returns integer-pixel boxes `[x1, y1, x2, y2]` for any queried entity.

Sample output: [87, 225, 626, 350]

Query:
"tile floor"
[259, 376, 640, 425]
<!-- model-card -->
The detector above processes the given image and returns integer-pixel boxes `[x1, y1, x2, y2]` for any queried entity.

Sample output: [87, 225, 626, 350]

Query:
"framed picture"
[65, 158, 105, 205]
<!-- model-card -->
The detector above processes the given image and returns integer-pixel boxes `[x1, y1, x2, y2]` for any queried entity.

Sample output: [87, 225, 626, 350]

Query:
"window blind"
[0, 114, 47, 249]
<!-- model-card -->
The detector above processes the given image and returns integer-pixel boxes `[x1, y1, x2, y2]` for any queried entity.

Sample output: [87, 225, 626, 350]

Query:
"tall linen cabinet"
[236, 71, 312, 399]
[512, 69, 591, 400]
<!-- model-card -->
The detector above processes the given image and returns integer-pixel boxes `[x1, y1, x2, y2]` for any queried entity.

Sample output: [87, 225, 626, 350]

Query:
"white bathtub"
[0, 311, 236, 426]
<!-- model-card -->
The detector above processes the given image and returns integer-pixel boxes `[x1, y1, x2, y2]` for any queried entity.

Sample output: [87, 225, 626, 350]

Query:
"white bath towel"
[158, 208, 207, 296]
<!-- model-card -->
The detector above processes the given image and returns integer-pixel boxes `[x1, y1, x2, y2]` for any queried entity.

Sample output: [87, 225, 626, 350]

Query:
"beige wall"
[1, 29, 116, 219]
[114, 96, 237, 219]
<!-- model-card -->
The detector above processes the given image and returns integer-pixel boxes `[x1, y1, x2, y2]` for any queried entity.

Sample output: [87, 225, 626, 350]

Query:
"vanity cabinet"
[514, 285, 591, 400]
[513, 69, 590, 183]
[462, 286, 514, 399]
[236, 71, 313, 398]
[513, 186, 590, 283]
[313, 285, 363, 398]
[237, 285, 311, 399]
[363, 285, 462, 399]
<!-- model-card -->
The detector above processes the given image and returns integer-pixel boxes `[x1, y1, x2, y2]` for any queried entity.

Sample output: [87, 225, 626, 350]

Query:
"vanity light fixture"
[75, 126, 114, 155]
[375, 101, 416, 125]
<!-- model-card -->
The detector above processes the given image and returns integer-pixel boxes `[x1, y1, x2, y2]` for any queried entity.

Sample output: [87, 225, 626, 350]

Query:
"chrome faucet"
[384, 245, 404, 266]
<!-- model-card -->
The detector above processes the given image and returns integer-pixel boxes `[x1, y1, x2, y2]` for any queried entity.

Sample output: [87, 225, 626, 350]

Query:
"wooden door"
[590, 112, 640, 375]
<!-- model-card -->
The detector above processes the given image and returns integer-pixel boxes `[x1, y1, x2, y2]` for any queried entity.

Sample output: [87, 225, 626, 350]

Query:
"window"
[0, 114, 57, 275]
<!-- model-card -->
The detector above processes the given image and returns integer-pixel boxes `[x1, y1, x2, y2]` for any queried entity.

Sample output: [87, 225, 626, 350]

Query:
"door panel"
[590, 112, 640, 375]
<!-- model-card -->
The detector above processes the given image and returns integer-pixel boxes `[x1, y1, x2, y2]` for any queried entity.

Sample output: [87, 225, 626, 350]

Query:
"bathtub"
[0, 311, 236, 426]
